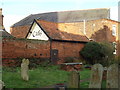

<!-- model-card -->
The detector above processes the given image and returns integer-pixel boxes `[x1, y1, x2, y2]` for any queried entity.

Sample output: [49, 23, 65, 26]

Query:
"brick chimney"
[0, 8, 4, 29]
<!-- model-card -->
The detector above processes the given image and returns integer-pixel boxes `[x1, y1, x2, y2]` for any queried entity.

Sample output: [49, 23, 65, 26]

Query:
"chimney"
[83, 20, 86, 35]
[0, 8, 4, 29]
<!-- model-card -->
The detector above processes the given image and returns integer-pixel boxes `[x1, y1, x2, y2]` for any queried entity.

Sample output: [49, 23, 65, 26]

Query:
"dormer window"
[112, 25, 116, 36]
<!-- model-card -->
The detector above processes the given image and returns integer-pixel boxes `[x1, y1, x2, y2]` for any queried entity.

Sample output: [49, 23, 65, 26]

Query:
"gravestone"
[106, 64, 118, 88]
[89, 64, 103, 88]
[0, 80, 5, 90]
[21, 58, 29, 81]
[68, 71, 80, 88]
[118, 64, 120, 90]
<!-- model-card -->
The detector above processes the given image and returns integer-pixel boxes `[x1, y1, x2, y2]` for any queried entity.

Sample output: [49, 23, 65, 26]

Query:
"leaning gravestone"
[89, 64, 103, 88]
[21, 58, 29, 81]
[106, 64, 118, 88]
[68, 71, 80, 88]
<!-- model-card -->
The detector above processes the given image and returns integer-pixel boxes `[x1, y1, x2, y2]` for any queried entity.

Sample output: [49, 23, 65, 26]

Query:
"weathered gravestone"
[118, 64, 120, 90]
[89, 64, 103, 88]
[68, 71, 80, 88]
[21, 58, 29, 81]
[0, 80, 5, 90]
[106, 64, 118, 88]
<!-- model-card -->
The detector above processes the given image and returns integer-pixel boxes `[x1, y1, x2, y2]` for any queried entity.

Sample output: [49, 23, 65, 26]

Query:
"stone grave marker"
[21, 58, 29, 81]
[89, 64, 103, 88]
[68, 71, 80, 88]
[118, 64, 120, 90]
[106, 64, 118, 88]
[0, 80, 5, 90]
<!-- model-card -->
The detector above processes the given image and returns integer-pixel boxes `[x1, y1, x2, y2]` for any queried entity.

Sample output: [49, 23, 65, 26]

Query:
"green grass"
[79, 69, 91, 88]
[3, 65, 91, 88]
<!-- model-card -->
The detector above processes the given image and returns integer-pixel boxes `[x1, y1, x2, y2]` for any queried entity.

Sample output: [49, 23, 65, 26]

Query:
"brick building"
[2, 20, 89, 65]
[10, 8, 110, 38]
[10, 8, 120, 56]
[1, 8, 120, 66]
[26, 20, 89, 63]
[1, 12, 89, 65]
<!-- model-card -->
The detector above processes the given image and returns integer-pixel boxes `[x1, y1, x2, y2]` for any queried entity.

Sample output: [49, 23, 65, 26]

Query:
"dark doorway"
[51, 49, 58, 63]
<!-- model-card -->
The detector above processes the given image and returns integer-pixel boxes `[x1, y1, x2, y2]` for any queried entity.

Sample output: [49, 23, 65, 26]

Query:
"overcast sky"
[0, 0, 119, 32]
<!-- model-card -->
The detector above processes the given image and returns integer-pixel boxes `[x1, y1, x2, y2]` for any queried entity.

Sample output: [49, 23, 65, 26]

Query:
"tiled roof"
[12, 8, 110, 27]
[0, 29, 14, 38]
[36, 20, 89, 42]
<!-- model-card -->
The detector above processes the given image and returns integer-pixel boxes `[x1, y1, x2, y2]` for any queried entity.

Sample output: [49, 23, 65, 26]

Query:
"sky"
[0, 0, 119, 32]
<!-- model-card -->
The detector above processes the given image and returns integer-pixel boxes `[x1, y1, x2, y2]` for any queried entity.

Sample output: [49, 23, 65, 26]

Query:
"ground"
[2, 65, 91, 88]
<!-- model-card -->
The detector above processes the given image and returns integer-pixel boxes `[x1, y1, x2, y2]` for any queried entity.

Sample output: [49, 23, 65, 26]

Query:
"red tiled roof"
[36, 20, 89, 42]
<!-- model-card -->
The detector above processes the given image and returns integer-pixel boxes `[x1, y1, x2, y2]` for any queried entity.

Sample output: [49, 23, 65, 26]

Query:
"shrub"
[80, 41, 115, 65]
[99, 42, 115, 66]
[80, 42, 103, 64]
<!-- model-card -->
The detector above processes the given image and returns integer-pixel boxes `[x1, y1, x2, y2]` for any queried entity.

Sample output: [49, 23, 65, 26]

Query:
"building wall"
[2, 37, 86, 66]
[85, 19, 119, 41]
[52, 41, 85, 58]
[10, 19, 119, 42]
[36, 19, 118, 43]
[2, 38, 50, 59]
[58, 19, 119, 42]
[27, 22, 49, 40]
[58, 22, 84, 35]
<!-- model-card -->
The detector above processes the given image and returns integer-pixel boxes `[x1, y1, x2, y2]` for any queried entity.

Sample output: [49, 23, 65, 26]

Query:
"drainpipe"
[83, 20, 86, 35]
[50, 39, 52, 62]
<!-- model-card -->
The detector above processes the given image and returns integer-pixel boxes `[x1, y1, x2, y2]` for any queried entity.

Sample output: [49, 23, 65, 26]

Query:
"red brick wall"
[2, 38, 86, 66]
[2, 38, 50, 59]
[52, 41, 85, 58]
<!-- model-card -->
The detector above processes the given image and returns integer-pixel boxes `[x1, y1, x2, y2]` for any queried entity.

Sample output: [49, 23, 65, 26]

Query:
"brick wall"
[85, 19, 119, 41]
[2, 38, 86, 66]
[2, 38, 50, 66]
[52, 41, 85, 58]
[2, 38, 50, 58]
[58, 19, 119, 42]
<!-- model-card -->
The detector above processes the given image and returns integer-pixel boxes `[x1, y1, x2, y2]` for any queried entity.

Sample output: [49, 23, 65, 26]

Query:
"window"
[112, 42, 117, 54]
[112, 25, 116, 36]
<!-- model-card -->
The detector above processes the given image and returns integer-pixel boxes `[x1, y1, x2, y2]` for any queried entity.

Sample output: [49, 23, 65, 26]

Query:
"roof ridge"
[57, 8, 110, 13]
[36, 8, 110, 14]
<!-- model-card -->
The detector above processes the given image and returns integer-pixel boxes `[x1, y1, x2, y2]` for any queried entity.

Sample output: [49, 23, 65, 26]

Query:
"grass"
[79, 69, 91, 88]
[2, 65, 91, 88]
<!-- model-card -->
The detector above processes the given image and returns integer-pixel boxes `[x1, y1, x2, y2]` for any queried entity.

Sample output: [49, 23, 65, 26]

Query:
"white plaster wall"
[27, 22, 49, 41]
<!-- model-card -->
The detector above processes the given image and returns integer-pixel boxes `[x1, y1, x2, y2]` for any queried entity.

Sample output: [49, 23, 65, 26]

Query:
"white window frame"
[112, 25, 116, 36]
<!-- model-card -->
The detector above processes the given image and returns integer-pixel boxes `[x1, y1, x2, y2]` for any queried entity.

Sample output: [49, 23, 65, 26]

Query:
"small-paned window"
[112, 25, 116, 36]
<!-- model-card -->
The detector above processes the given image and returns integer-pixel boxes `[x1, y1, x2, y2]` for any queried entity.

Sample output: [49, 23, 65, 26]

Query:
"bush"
[80, 41, 115, 65]
[80, 42, 103, 64]
[99, 42, 115, 66]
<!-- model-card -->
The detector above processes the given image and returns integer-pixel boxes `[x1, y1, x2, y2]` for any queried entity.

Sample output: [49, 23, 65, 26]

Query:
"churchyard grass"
[3, 65, 92, 88]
